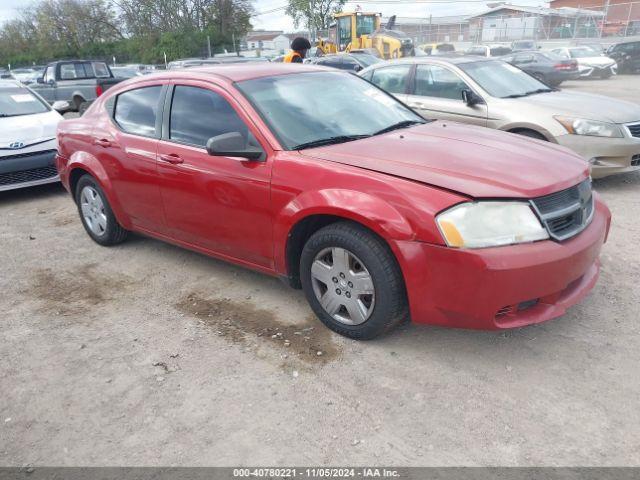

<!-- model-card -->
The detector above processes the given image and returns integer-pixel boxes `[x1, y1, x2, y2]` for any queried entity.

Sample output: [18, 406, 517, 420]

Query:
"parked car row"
[3, 50, 638, 340]
[360, 56, 640, 178]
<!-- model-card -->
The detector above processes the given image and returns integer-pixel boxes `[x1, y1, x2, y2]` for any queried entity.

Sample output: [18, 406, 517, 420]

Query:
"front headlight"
[436, 202, 549, 249]
[555, 116, 623, 138]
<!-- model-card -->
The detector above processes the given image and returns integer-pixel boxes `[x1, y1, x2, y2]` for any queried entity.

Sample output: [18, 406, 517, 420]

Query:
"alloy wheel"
[80, 186, 107, 237]
[310, 247, 375, 325]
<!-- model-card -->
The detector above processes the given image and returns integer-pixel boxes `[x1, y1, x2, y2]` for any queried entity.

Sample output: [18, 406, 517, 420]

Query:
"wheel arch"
[275, 190, 414, 288]
[66, 153, 131, 229]
[501, 123, 557, 142]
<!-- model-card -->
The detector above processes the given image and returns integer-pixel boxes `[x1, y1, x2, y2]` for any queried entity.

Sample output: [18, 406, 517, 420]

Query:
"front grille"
[632, 154, 640, 167]
[0, 165, 58, 187]
[0, 149, 57, 161]
[531, 179, 594, 241]
[627, 123, 640, 138]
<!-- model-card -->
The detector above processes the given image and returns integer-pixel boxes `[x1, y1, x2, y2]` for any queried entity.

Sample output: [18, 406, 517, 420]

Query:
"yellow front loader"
[317, 12, 415, 60]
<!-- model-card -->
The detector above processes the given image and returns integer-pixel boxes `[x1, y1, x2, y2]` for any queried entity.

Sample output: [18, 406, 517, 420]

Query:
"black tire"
[78, 101, 91, 116]
[600, 70, 613, 79]
[300, 221, 408, 340]
[513, 129, 547, 141]
[75, 175, 128, 246]
[73, 96, 85, 112]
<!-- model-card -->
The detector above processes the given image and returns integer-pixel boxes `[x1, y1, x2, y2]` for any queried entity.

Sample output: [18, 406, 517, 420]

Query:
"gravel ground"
[1, 75, 639, 467]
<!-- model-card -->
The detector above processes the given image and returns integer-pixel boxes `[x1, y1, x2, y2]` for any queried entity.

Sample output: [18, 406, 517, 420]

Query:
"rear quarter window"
[370, 65, 411, 95]
[114, 86, 163, 137]
[93, 63, 111, 78]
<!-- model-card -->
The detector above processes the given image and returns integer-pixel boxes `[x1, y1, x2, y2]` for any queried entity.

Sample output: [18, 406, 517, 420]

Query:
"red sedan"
[56, 64, 611, 339]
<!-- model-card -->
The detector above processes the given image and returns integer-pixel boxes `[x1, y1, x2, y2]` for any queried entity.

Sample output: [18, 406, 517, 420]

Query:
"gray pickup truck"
[31, 60, 123, 113]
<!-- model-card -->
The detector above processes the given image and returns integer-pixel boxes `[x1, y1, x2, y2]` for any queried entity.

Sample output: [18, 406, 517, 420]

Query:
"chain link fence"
[384, 2, 640, 46]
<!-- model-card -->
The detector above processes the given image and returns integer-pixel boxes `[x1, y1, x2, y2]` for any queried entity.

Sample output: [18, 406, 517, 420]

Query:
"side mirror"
[37, 77, 44, 84]
[52, 100, 70, 112]
[461, 89, 482, 106]
[353, 64, 363, 72]
[206, 132, 263, 161]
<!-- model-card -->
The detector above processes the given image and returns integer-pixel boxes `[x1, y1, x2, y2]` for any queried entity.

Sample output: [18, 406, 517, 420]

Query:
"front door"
[156, 82, 273, 268]
[405, 64, 488, 127]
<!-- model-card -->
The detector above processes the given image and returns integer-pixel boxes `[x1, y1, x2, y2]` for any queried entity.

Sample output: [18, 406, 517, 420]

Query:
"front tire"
[75, 175, 128, 246]
[300, 222, 408, 340]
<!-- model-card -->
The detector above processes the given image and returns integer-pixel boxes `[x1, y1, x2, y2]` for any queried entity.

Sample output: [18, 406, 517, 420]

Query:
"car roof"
[372, 56, 496, 67]
[122, 63, 337, 84]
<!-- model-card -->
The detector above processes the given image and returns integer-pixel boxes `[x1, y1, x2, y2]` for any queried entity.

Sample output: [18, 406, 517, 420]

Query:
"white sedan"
[0, 79, 65, 191]
[551, 47, 617, 78]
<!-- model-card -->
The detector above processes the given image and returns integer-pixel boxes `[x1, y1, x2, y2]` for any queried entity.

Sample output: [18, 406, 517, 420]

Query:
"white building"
[246, 33, 291, 53]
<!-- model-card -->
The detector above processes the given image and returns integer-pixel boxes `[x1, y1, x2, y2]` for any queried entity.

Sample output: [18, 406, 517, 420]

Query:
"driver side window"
[169, 85, 252, 148]
[414, 65, 469, 100]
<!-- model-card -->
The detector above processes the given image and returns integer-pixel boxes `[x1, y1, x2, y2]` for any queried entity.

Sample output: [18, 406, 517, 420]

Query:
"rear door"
[405, 63, 488, 126]
[91, 82, 167, 232]
[156, 81, 274, 268]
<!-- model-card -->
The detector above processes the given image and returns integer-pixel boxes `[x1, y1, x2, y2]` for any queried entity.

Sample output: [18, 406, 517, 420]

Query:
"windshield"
[459, 60, 551, 98]
[0, 84, 49, 117]
[236, 72, 425, 150]
[570, 48, 598, 58]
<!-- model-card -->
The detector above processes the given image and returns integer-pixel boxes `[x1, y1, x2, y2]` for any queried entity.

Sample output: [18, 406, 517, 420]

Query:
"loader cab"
[334, 12, 382, 50]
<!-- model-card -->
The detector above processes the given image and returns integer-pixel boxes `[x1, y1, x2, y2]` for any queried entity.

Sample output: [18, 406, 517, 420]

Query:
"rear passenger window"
[114, 86, 162, 137]
[59, 62, 93, 79]
[414, 65, 469, 100]
[169, 86, 249, 147]
[370, 65, 411, 95]
[93, 63, 110, 78]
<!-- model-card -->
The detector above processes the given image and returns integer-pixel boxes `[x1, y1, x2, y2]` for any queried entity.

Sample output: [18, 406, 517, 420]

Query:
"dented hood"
[300, 122, 590, 199]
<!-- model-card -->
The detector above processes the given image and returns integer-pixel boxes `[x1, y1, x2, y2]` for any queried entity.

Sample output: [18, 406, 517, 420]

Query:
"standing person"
[283, 37, 312, 63]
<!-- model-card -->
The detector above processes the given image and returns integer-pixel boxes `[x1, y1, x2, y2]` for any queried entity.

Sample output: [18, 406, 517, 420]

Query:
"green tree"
[286, 0, 346, 34]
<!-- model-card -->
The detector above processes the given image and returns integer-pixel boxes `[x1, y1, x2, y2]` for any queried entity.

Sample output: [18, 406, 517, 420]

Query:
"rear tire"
[75, 175, 128, 246]
[300, 221, 408, 340]
[78, 101, 91, 116]
[72, 95, 85, 112]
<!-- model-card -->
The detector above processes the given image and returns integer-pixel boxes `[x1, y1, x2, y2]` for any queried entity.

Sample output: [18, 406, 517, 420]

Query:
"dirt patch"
[25, 263, 134, 315]
[52, 215, 76, 227]
[176, 293, 341, 366]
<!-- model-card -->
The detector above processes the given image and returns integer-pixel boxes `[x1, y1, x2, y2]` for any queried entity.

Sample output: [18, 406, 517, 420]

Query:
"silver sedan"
[360, 57, 640, 178]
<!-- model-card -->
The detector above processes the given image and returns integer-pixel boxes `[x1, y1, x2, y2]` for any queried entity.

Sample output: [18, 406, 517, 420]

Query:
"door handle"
[94, 138, 111, 148]
[159, 153, 184, 165]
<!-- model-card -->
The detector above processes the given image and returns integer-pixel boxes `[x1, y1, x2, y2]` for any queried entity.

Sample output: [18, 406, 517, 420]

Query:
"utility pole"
[207, 35, 212, 58]
[600, 0, 610, 38]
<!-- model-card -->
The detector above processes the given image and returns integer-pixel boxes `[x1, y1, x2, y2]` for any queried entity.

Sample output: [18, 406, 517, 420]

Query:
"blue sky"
[1, 0, 550, 31]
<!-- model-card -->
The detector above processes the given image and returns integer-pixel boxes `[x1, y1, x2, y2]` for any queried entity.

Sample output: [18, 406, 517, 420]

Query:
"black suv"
[607, 41, 640, 74]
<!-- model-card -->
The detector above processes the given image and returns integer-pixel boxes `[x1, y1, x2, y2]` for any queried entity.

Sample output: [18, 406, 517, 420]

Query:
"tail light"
[554, 62, 576, 71]
[95, 84, 104, 97]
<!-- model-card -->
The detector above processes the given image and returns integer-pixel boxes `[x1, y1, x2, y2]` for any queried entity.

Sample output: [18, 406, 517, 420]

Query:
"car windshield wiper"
[374, 120, 426, 136]
[503, 88, 553, 99]
[293, 135, 371, 150]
